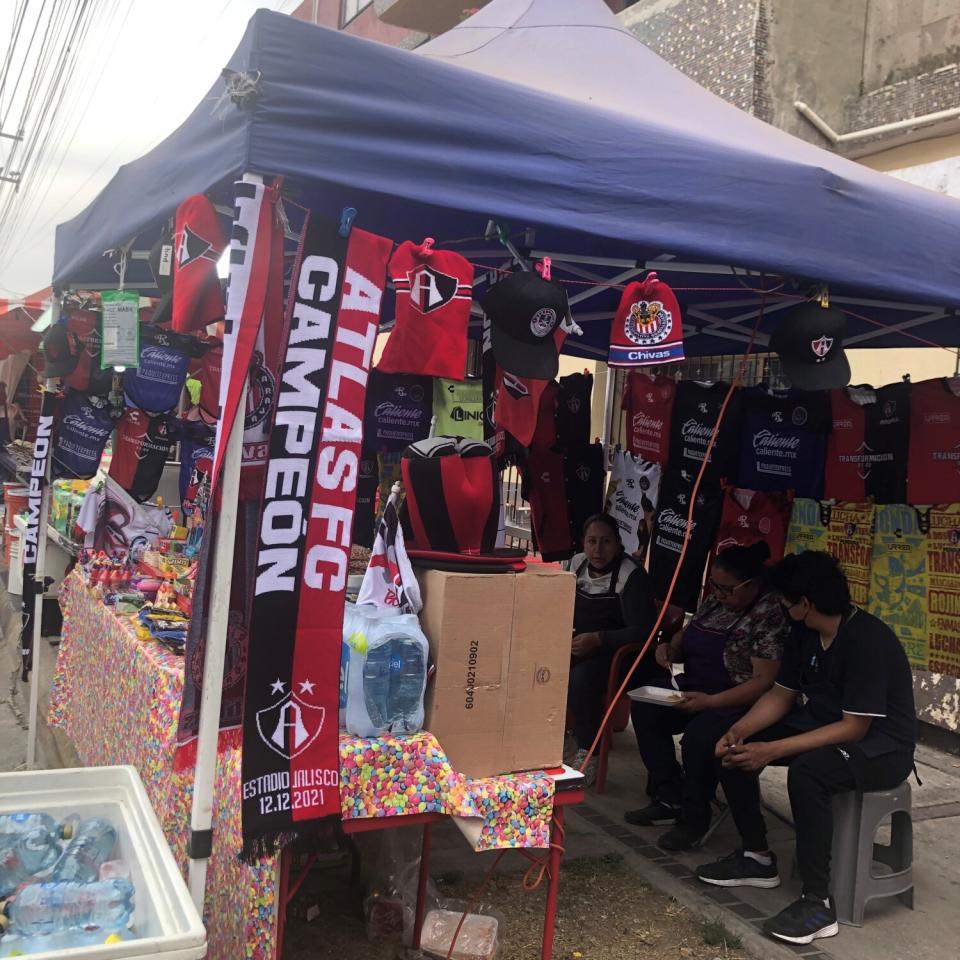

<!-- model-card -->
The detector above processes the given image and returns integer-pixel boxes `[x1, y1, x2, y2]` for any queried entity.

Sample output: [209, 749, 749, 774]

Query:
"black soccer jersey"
[668, 380, 741, 484]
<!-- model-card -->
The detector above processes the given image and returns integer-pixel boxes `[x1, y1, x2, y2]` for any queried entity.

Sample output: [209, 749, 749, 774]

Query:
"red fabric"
[712, 487, 793, 563]
[622, 371, 675, 465]
[196, 340, 223, 420]
[293, 227, 392, 821]
[530, 380, 559, 451]
[61, 310, 107, 393]
[608, 274, 685, 367]
[525, 448, 573, 562]
[378, 241, 473, 379]
[824, 388, 868, 502]
[908, 377, 960, 505]
[173, 195, 226, 333]
[495, 366, 548, 447]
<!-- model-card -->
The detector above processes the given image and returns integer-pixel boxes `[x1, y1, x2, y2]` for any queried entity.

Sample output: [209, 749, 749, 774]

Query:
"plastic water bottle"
[0, 814, 72, 842]
[49, 818, 117, 884]
[362, 642, 393, 731]
[0, 879, 135, 937]
[390, 636, 425, 733]
[0, 831, 62, 897]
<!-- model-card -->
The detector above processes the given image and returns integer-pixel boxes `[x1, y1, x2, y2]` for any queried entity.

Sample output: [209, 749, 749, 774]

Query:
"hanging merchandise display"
[494, 365, 549, 448]
[606, 449, 660, 556]
[357, 494, 422, 613]
[712, 486, 793, 562]
[523, 447, 573, 562]
[122, 324, 203, 414]
[824, 384, 912, 503]
[52, 390, 116, 480]
[243, 212, 392, 846]
[870, 504, 929, 671]
[195, 339, 223, 422]
[99, 290, 140, 370]
[529, 379, 559, 451]
[607, 272, 685, 367]
[555, 371, 593, 449]
[19, 392, 56, 679]
[108, 408, 174, 503]
[621, 370, 674, 465]
[363, 369, 433, 453]
[785, 499, 876, 606]
[907, 376, 960, 505]
[177, 178, 286, 767]
[736, 385, 830, 498]
[147, 222, 174, 322]
[668, 379, 741, 483]
[769, 301, 851, 390]
[925, 504, 960, 678]
[432, 377, 484, 440]
[352, 450, 379, 549]
[75, 475, 174, 557]
[172, 193, 227, 333]
[563, 443, 606, 555]
[378, 240, 474, 380]
[648, 467, 722, 610]
[481, 270, 568, 379]
[42, 310, 114, 395]
[177, 425, 215, 510]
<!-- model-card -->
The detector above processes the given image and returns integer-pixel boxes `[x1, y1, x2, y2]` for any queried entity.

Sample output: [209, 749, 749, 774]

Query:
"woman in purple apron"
[566, 514, 659, 784]
[625, 541, 788, 850]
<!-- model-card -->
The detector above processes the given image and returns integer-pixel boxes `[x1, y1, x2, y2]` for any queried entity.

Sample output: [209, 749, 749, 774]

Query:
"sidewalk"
[577, 725, 960, 960]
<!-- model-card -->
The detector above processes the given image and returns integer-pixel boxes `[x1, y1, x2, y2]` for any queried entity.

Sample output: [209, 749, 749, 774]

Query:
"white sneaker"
[571, 748, 598, 787]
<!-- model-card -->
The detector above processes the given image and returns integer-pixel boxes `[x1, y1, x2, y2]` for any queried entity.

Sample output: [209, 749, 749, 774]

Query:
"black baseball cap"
[769, 302, 851, 390]
[41, 323, 80, 378]
[481, 271, 568, 379]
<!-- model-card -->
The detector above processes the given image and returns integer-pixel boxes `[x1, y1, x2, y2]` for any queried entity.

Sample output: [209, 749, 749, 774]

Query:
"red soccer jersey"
[908, 377, 960, 505]
[824, 387, 870, 502]
[712, 486, 793, 564]
[621, 371, 674, 465]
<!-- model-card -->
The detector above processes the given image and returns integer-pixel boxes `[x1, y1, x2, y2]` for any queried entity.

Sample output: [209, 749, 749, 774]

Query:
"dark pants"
[568, 648, 664, 749]
[717, 723, 915, 899]
[632, 704, 741, 833]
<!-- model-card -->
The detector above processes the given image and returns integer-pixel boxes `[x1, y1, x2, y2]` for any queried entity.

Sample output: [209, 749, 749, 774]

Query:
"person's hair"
[714, 541, 770, 582]
[582, 512, 621, 542]
[769, 551, 851, 615]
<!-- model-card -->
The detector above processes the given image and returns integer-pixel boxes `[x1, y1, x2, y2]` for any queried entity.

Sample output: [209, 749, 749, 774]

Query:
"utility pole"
[0, 129, 24, 186]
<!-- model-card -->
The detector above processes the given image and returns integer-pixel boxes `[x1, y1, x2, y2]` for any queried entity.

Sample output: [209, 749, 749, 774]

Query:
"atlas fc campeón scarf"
[241, 213, 392, 851]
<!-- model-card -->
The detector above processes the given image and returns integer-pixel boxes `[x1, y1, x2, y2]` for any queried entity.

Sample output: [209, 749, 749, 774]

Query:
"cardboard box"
[416, 564, 574, 778]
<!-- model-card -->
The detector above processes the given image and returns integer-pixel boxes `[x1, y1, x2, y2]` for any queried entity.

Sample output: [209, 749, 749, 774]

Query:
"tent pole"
[599, 363, 615, 458]
[187, 380, 246, 911]
[25, 296, 60, 770]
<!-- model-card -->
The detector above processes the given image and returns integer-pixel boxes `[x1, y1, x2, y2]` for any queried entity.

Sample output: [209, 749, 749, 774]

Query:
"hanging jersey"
[432, 377, 484, 440]
[713, 487, 793, 563]
[353, 450, 379, 549]
[60, 310, 114, 395]
[824, 387, 872, 502]
[736, 386, 830, 497]
[196, 339, 223, 421]
[908, 377, 960, 505]
[378, 241, 474, 380]
[622, 371, 674, 465]
[172, 194, 226, 334]
[870, 504, 929, 671]
[363, 369, 433, 453]
[608, 450, 661, 556]
[108, 408, 173, 502]
[123, 324, 200, 414]
[564, 443, 606, 554]
[649, 468, 722, 611]
[556, 372, 593, 449]
[785, 499, 875, 606]
[76, 476, 174, 559]
[53, 390, 115, 480]
[177, 429, 215, 509]
[530, 380, 559, 452]
[495, 366, 549, 448]
[523, 448, 573, 562]
[669, 380, 741, 483]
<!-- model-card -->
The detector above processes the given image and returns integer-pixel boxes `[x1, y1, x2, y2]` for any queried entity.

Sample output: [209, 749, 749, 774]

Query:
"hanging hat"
[608, 273, 685, 367]
[41, 323, 80, 378]
[481, 271, 568, 380]
[770, 302, 851, 390]
[400, 436, 525, 570]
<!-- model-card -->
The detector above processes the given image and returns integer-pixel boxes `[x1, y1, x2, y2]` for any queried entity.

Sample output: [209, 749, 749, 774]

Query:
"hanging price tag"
[100, 290, 140, 369]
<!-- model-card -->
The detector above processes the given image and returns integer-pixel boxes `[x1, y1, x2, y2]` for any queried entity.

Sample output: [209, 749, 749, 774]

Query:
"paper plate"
[627, 685, 685, 706]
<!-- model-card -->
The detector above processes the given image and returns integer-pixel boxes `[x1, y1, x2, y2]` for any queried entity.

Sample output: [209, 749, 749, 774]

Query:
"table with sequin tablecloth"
[50, 570, 566, 959]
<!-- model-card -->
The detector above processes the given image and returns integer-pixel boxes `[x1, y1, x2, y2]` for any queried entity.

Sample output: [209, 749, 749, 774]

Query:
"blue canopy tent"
[53, 0, 960, 362]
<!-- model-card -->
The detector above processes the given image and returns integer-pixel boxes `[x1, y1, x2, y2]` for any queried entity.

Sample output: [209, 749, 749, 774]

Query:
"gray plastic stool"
[830, 780, 914, 926]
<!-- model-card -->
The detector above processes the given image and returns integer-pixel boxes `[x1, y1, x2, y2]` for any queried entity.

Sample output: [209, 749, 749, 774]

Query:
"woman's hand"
[715, 726, 743, 758]
[571, 632, 602, 657]
[654, 643, 673, 669]
[677, 691, 714, 713]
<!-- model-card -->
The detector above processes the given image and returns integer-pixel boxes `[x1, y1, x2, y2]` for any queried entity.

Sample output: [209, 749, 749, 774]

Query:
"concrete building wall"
[290, 0, 424, 48]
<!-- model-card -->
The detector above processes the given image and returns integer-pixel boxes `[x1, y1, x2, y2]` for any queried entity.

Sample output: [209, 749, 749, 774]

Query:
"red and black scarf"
[241, 213, 391, 852]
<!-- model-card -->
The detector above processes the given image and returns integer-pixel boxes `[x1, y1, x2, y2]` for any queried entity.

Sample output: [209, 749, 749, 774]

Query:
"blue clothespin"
[339, 206, 357, 238]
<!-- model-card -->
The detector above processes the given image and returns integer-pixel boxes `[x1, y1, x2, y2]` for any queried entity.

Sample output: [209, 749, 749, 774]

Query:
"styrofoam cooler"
[0, 766, 206, 959]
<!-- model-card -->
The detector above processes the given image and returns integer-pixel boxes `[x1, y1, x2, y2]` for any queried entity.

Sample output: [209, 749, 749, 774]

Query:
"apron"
[573, 557, 625, 639]
[677, 605, 751, 695]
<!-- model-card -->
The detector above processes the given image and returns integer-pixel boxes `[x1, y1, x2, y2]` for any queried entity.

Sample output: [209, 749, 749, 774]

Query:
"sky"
[0, 0, 300, 300]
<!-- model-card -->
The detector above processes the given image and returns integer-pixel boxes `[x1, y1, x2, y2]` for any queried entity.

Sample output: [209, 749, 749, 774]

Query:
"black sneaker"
[657, 824, 704, 852]
[624, 800, 679, 827]
[763, 895, 839, 944]
[696, 850, 781, 889]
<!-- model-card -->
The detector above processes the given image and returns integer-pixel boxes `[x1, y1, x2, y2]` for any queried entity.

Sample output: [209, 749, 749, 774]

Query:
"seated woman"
[567, 513, 659, 785]
[625, 541, 788, 850]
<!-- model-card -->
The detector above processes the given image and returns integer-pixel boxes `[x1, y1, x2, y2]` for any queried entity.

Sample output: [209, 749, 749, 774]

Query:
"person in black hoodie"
[566, 513, 658, 784]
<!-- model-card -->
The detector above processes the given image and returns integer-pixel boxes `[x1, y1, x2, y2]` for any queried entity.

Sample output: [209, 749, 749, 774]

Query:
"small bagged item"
[421, 907, 501, 960]
[343, 604, 429, 737]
